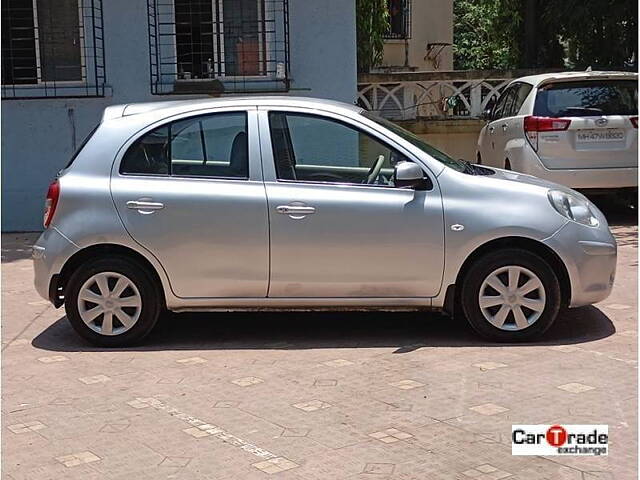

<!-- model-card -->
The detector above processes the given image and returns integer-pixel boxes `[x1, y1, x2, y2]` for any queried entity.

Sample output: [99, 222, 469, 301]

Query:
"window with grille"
[148, 0, 289, 95]
[1, 0, 106, 98]
[385, 0, 410, 39]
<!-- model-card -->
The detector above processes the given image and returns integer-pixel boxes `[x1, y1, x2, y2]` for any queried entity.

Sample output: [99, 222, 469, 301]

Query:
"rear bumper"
[32, 227, 78, 305]
[515, 146, 638, 189]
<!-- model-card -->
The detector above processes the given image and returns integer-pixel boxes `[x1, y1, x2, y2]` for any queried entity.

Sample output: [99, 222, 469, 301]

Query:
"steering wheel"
[365, 154, 386, 184]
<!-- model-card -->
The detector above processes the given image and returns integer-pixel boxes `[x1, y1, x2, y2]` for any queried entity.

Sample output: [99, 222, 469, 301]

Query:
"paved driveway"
[2, 202, 637, 480]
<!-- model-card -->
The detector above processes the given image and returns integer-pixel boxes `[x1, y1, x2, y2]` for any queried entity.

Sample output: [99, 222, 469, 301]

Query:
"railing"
[357, 69, 558, 120]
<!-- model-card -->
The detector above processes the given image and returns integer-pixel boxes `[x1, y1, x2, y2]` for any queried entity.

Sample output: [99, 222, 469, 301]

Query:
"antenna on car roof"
[585, 66, 592, 72]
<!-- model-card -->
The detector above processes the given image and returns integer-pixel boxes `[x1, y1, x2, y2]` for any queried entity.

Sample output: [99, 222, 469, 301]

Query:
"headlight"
[547, 190, 599, 227]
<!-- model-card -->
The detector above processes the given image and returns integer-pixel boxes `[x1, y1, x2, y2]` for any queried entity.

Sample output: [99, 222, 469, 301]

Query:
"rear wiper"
[561, 107, 604, 116]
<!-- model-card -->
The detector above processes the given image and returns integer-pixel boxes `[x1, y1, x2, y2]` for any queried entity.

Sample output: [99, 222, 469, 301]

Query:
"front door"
[111, 108, 269, 298]
[258, 108, 445, 298]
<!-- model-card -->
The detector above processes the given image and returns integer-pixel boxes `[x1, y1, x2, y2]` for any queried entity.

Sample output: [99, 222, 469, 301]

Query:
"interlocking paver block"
[292, 400, 331, 412]
[322, 359, 354, 367]
[469, 403, 510, 416]
[363, 463, 395, 474]
[473, 362, 507, 370]
[176, 356, 207, 365]
[368, 428, 413, 443]
[8, 421, 46, 434]
[55, 451, 100, 467]
[314, 378, 337, 386]
[557, 382, 595, 393]
[38, 355, 68, 363]
[389, 379, 425, 390]
[126, 398, 150, 409]
[232, 376, 264, 387]
[78, 374, 110, 384]
[252, 457, 298, 474]
[183, 427, 210, 438]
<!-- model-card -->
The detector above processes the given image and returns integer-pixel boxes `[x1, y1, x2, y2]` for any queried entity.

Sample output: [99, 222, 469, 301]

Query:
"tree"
[453, 0, 522, 70]
[549, 0, 637, 70]
[453, 0, 637, 71]
[356, 0, 389, 72]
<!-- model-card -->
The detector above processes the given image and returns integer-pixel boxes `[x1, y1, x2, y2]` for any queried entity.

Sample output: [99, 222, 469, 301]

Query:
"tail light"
[631, 116, 638, 128]
[43, 180, 60, 228]
[523, 115, 571, 151]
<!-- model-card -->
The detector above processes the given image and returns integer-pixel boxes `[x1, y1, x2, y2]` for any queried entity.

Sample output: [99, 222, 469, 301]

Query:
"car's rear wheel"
[65, 256, 161, 347]
[460, 249, 561, 342]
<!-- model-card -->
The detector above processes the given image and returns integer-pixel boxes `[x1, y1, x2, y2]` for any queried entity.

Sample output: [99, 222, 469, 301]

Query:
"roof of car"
[513, 70, 638, 87]
[102, 96, 363, 121]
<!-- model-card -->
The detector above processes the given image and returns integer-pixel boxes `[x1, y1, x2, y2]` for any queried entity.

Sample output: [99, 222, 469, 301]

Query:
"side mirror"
[394, 161, 430, 190]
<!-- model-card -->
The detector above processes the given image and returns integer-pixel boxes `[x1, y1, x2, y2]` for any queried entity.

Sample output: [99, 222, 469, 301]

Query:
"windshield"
[362, 111, 466, 172]
[534, 79, 638, 117]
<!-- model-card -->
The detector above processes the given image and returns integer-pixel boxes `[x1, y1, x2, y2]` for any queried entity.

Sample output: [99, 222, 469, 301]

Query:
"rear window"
[533, 79, 638, 117]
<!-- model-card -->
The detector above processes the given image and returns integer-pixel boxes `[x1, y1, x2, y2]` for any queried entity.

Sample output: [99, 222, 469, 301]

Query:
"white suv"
[477, 71, 638, 203]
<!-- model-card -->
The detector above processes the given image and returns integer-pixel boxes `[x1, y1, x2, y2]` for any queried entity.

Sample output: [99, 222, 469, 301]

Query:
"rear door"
[533, 78, 638, 169]
[111, 108, 269, 298]
[483, 84, 518, 167]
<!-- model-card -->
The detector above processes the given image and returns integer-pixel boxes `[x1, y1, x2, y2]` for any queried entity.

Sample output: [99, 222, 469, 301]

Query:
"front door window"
[268, 112, 408, 186]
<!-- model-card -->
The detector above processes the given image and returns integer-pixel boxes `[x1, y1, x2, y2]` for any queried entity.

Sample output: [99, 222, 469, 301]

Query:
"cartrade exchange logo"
[512, 425, 608, 456]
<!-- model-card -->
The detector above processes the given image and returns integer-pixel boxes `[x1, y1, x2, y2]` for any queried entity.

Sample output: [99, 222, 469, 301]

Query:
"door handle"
[488, 126, 495, 134]
[276, 205, 316, 217]
[126, 200, 165, 213]
[502, 123, 508, 131]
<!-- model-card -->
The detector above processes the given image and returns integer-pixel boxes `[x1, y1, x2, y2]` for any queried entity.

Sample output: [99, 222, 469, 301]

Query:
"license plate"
[576, 128, 625, 143]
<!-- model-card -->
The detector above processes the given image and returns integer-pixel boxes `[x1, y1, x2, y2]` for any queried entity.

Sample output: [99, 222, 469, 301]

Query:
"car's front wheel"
[65, 256, 161, 347]
[460, 249, 561, 342]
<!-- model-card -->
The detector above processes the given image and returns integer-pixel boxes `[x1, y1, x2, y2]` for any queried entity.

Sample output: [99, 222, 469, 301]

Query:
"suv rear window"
[533, 79, 638, 117]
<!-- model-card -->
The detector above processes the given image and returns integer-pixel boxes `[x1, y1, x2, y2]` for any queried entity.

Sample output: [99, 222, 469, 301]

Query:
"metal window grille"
[1, 0, 106, 99]
[384, 0, 410, 39]
[148, 0, 290, 95]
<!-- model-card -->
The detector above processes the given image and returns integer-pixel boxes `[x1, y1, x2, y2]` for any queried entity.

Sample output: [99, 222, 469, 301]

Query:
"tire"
[460, 248, 561, 342]
[65, 256, 162, 347]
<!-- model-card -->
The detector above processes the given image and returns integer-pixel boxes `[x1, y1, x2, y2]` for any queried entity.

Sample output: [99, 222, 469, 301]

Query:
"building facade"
[380, 0, 453, 71]
[1, 0, 357, 231]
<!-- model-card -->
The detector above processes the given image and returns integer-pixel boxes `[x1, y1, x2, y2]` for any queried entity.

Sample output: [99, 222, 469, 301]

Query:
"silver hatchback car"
[33, 97, 617, 346]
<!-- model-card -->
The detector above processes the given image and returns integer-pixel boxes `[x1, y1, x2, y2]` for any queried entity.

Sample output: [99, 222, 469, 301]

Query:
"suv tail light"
[43, 180, 60, 228]
[523, 115, 571, 151]
[631, 116, 638, 128]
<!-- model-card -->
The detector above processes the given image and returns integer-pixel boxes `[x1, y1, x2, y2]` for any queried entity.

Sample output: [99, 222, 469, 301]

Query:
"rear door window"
[511, 83, 533, 116]
[492, 85, 517, 120]
[120, 111, 249, 178]
[534, 80, 638, 117]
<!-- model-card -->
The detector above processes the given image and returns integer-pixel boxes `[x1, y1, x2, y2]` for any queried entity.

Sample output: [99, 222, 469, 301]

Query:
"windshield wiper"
[459, 159, 477, 175]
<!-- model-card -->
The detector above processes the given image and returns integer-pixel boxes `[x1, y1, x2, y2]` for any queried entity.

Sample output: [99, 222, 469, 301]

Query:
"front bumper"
[32, 227, 79, 305]
[544, 221, 617, 308]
